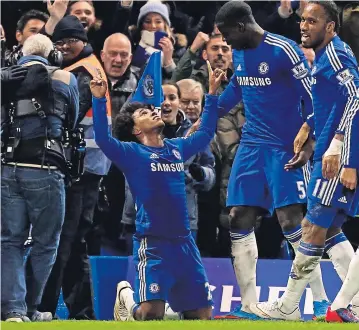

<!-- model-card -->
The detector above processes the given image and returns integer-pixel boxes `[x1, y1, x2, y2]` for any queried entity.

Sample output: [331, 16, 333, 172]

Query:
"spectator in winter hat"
[130, 1, 177, 78]
[53, 15, 88, 65]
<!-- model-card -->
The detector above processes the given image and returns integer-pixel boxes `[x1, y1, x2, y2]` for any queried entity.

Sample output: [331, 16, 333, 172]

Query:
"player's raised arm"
[217, 69, 243, 118]
[178, 61, 226, 161]
[90, 73, 132, 169]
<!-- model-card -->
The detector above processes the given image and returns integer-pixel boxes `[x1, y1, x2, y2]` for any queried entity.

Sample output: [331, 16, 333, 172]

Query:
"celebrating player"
[250, 1, 359, 322]
[213, 1, 329, 320]
[90, 63, 225, 321]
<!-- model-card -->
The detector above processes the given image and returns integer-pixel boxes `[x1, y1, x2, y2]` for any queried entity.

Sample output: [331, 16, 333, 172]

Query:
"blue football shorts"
[227, 144, 309, 214]
[132, 234, 213, 312]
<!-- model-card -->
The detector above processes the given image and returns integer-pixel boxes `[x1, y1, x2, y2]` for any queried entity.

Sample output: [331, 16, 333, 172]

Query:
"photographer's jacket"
[1, 55, 79, 170]
[63, 45, 112, 176]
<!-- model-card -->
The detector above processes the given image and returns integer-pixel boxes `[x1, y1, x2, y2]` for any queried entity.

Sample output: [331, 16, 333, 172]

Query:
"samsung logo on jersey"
[151, 162, 185, 172]
[236, 76, 272, 86]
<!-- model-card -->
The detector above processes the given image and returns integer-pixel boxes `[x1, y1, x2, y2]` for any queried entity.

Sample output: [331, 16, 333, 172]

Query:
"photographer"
[1, 33, 79, 322]
[39, 15, 111, 320]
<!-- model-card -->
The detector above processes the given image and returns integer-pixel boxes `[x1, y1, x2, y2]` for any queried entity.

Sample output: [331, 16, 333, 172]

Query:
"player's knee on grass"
[136, 300, 165, 320]
[229, 206, 258, 231]
[276, 204, 304, 232]
[301, 218, 327, 246]
[182, 307, 212, 320]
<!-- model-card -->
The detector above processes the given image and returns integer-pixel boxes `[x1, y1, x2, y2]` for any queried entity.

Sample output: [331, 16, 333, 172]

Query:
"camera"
[65, 127, 86, 182]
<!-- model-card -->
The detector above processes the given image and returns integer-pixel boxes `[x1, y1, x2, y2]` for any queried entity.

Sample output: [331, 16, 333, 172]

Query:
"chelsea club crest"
[258, 62, 269, 75]
[143, 75, 154, 97]
[149, 283, 160, 293]
[172, 149, 181, 160]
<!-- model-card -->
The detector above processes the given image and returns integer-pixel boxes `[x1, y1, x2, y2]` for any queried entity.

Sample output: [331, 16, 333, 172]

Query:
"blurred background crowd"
[1, 0, 359, 320]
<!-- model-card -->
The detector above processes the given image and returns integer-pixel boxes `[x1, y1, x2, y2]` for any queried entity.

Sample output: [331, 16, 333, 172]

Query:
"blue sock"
[230, 228, 254, 241]
[283, 225, 302, 247]
[325, 232, 348, 252]
[298, 241, 324, 257]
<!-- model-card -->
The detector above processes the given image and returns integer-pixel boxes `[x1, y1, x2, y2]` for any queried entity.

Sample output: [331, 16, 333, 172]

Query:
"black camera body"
[64, 127, 86, 182]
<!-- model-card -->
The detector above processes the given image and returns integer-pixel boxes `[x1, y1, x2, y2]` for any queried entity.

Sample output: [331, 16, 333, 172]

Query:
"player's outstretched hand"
[340, 168, 357, 190]
[286, 137, 314, 171]
[284, 151, 309, 170]
[208, 60, 226, 95]
[90, 69, 107, 99]
[293, 122, 310, 154]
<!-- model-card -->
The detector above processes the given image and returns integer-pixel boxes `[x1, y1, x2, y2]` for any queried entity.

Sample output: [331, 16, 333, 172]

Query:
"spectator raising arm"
[43, 0, 69, 36]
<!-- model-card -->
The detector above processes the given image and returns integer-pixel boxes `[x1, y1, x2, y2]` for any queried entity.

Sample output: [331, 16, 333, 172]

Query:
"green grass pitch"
[1, 320, 358, 330]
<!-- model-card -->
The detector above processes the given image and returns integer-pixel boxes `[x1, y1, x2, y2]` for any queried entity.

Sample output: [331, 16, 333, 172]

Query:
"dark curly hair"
[215, 1, 254, 26]
[114, 102, 155, 143]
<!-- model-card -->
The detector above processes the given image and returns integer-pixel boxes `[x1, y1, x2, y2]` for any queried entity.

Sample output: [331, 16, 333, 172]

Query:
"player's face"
[161, 85, 180, 125]
[217, 23, 248, 50]
[133, 107, 164, 135]
[202, 36, 232, 70]
[300, 4, 333, 50]
[70, 1, 96, 32]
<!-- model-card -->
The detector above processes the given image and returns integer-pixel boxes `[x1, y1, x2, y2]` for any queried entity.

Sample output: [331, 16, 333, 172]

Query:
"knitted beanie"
[137, 1, 171, 27]
[52, 15, 88, 42]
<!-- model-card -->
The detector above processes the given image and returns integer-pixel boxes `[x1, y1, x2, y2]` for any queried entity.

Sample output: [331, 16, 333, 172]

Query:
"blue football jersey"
[92, 95, 218, 239]
[310, 35, 359, 169]
[218, 32, 313, 150]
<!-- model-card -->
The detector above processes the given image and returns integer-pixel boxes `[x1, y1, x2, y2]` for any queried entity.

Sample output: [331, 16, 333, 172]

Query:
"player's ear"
[237, 22, 245, 33]
[326, 21, 335, 33]
[202, 49, 208, 61]
[100, 49, 105, 63]
[132, 125, 142, 136]
[15, 30, 22, 43]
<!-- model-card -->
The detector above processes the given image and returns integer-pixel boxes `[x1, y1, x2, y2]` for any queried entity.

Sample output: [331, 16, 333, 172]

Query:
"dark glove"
[187, 16, 206, 45]
[189, 163, 205, 181]
[1, 65, 28, 83]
